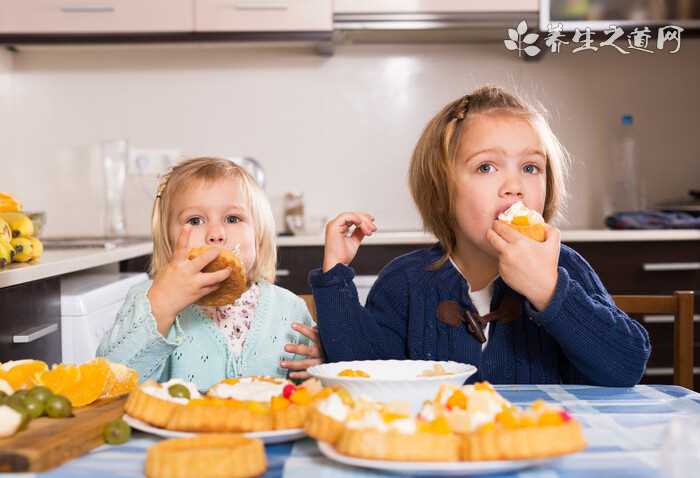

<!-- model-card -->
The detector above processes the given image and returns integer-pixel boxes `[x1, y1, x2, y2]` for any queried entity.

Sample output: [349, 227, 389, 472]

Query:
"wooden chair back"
[612, 291, 695, 389]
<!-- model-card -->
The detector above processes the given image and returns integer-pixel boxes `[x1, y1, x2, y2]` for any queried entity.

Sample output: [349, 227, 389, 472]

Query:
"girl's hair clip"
[453, 95, 470, 121]
[155, 167, 174, 199]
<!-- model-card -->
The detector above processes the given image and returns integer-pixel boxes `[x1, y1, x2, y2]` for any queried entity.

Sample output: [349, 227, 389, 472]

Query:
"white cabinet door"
[334, 1, 537, 14]
[0, 0, 193, 34]
[195, 0, 332, 32]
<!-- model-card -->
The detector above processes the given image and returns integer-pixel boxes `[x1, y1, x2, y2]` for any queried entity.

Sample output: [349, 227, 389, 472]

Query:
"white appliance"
[60, 271, 148, 364]
[354, 275, 378, 306]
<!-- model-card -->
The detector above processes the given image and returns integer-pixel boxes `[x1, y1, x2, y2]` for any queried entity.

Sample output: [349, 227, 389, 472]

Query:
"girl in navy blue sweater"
[310, 86, 650, 386]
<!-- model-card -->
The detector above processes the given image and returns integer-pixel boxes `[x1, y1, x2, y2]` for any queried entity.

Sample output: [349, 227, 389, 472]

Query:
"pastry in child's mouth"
[187, 246, 247, 306]
[497, 201, 546, 242]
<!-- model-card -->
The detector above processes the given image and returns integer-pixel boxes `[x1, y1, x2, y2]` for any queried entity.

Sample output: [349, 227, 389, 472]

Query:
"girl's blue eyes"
[186, 216, 241, 225]
[523, 164, 540, 174]
[478, 164, 494, 174]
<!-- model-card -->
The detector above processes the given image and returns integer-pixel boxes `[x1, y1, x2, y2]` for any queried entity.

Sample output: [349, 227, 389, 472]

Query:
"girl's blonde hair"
[150, 157, 277, 283]
[409, 85, 570, 267]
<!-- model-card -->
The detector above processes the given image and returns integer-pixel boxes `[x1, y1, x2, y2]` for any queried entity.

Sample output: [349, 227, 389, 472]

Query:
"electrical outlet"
[129, 149, 180, 176]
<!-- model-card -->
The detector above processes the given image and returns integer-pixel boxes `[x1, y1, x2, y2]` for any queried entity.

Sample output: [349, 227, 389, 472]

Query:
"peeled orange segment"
[62, 358, 112, 407]
[37, 363, 81, 396]
[511, 215, 530, 226]
[102, 362, 139, 399]
[0, 359, 48, 390]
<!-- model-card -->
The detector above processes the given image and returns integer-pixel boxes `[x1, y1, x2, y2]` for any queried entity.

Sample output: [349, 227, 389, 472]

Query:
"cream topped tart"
[497, 200, 546, 242]
[125, 378, 202, 429]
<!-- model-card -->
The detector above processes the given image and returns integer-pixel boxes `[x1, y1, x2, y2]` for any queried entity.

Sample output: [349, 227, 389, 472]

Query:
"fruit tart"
[125, 379, 201, 429]
[497, 200, 546, 242]
[334, 400, 460, 462]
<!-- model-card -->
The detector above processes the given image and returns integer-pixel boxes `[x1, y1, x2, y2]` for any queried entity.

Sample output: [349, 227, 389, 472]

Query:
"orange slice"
[0, 360, 48, 390]
[37, 363, 81, 396]
[56, 358, 111, 407]
[102, 362, 139, 399]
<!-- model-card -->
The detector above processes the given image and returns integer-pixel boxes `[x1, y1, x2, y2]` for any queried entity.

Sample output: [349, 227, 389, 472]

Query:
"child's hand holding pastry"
[148, 225, 232, 336]
[487, 221, 561, 312]
[322, 212, 377, 272]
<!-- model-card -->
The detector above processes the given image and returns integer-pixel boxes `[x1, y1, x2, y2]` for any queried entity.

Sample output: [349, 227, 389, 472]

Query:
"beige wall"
[0, 40, 698, 237]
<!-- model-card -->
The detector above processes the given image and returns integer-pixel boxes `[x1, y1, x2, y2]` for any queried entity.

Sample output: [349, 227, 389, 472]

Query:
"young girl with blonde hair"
[311, 86, 650, 386]
[99, 157, 322, 390]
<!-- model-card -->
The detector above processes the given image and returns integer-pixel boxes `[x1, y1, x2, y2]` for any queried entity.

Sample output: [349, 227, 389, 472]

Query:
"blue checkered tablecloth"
[7, 384, 700, 478]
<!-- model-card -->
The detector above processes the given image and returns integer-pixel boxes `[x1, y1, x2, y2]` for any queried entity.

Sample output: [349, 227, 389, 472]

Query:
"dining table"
[7, 383, 700, 478]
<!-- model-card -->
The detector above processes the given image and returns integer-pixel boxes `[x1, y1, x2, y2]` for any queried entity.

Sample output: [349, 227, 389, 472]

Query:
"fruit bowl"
[307, 360, 476, 411]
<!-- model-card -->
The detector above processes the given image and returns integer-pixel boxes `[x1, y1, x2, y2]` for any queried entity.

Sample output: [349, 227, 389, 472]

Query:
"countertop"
[0, 241, 153, 289]
[277, 229, 700, 246]
[1, 229, 699, 289]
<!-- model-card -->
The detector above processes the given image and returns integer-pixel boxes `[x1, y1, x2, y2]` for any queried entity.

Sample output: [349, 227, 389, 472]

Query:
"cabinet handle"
[276, 269, 290, 277]
[228, 0, 289, 10]
[642, 314, 700, 324]
[645, 367, 700, 376]
[13, 323, 58, 344]
[60, 5, 115, 13]
[642, 262, 700, 272]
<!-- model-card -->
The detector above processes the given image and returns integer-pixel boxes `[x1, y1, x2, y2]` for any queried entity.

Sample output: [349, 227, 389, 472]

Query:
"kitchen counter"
[0, 241, 153, 288]
[277, 229, 700, 246]
[2, 229, 698, 288]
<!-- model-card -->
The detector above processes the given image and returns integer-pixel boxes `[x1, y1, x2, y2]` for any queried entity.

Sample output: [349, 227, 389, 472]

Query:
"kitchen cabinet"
[0, 243, 152, 364]
[0, 278, 62, 364]
[0, 0, 193, 34]
[334, 1, 537, 14]
[195, 0, 332, 32]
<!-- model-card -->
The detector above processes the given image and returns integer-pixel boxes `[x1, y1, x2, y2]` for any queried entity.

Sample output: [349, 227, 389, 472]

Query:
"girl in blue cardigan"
[98, 157, 322, 390]
[310, 86, 650, 386]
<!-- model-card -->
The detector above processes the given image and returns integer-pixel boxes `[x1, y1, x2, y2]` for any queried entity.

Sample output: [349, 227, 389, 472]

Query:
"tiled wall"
[1, 40, 698, 237]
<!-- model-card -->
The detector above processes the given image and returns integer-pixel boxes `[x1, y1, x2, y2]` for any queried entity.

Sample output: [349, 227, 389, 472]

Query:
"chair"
[300, 294, 317, 323]
[612, 291, 695, 390]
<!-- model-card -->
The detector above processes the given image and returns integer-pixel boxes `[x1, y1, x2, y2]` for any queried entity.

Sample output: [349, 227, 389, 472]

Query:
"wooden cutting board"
[0, 395, 127, 472]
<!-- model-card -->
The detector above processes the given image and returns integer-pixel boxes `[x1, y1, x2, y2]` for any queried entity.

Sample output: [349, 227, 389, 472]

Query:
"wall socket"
[129, 148, 180, 176]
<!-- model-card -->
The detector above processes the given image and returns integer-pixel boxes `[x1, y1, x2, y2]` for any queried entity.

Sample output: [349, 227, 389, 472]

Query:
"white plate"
[307, 360, 477, 413]
[318, 442, 554, 476]
[123, 414, 306, 445]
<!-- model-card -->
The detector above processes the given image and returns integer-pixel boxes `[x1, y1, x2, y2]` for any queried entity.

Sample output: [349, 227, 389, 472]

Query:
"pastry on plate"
[459, 399, 587, 461]
[125, 379, 201, 429]
[334, 401, 460, 462]
[305, 387, 355, 444]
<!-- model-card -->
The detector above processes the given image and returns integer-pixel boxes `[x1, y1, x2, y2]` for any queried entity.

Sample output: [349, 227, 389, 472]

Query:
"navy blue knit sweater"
[309, 244, 651, 387]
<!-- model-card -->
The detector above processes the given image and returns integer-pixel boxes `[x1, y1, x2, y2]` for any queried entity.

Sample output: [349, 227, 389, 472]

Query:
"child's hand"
[322, 212, 377, 272]
[280, 323, 324, 380]
[486, 222, 561, 311]
[147, 225, 232, 336]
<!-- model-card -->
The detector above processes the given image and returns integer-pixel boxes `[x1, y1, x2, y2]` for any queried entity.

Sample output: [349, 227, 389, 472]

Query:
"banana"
[0, 193, 21, 213]
[0, 240, 14, 268]
[0, 218, 11, 243]
[10, 237, 33, 262]
[0, 212, 34, 238]
[28, 236, 43, 261]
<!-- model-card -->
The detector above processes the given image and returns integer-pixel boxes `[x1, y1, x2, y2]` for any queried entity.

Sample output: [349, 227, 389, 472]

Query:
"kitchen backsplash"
[0, 40, 698, 237]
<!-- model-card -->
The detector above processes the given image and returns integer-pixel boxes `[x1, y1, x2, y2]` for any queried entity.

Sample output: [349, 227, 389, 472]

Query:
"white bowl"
[307, 360, 477, 412]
